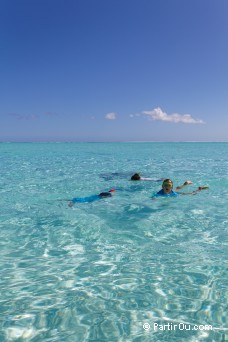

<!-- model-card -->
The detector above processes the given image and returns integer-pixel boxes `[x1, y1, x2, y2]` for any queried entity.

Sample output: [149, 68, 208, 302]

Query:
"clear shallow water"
[0, 142, 227, 342]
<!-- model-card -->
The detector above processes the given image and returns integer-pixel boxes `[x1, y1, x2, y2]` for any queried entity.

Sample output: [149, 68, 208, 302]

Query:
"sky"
[0, 0, 228, 142]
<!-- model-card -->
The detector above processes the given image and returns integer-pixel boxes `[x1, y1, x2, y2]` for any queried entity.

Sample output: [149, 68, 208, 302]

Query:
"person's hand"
[184, 180, 193, 185]
[198, 186, 209, 191]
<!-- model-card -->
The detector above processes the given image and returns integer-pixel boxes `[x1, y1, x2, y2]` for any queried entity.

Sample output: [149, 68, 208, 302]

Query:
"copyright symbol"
[143, 323, 150, 331]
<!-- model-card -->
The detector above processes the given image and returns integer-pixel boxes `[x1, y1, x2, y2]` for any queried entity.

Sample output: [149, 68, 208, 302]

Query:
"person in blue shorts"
[154, 179, 208, 198]
[68, 189, 116, 207]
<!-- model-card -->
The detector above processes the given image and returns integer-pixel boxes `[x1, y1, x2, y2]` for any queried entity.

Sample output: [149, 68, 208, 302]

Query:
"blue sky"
[0, 0, 227, 142]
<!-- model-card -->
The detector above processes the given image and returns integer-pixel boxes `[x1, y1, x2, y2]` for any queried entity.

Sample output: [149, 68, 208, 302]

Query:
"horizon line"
[0, 140, 227, 143]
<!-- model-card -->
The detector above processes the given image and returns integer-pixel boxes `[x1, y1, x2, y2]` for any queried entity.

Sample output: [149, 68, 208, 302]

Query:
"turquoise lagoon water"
[0, 142, 227, 342]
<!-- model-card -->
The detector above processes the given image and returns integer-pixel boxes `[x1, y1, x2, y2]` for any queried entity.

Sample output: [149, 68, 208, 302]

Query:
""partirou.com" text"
[143, 322, 213, 331]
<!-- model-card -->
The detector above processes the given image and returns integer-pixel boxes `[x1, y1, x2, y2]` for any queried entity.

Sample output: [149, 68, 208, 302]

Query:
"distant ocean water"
[0, 142, 227, 342]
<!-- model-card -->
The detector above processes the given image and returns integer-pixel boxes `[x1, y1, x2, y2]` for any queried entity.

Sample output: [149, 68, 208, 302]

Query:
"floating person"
[153, 179, 208, 198]
[68, 189, 116, 207]
[99, 172, 130, 181]
[131, 173, 164, 181]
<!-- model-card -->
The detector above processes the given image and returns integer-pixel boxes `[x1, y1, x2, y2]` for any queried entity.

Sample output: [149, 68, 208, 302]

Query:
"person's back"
[68, 189, 115, 206]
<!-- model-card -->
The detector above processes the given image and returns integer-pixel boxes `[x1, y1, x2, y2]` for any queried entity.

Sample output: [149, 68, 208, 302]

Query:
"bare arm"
[175, 180, 193, 191]
[179, 186, 209, 195]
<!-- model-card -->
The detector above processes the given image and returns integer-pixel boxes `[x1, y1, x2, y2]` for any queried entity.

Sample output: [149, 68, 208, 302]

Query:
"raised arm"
[175, 180, 193, 191]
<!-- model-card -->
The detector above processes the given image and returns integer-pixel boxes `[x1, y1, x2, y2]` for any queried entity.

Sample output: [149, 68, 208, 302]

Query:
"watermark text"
[143, 322, 213, 332]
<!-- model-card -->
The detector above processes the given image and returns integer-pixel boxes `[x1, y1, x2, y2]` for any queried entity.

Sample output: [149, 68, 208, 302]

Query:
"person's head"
[131, 173, 141, 180]
[162, 179, 173, 194]
[99, 189, 116, 197]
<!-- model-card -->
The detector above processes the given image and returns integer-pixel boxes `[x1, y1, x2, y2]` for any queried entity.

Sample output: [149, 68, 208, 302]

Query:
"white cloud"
[142, 107, 205, 124]
[105, 112, 117, 120]
[129, 113, 140, 118]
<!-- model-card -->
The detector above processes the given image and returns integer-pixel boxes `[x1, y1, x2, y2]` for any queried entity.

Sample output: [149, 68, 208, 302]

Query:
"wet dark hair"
[99, 192, 112, 197]
[131, 173, 141, 180]
[162, 179, 173, 187]
[163, 179, 172, 183]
